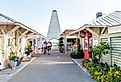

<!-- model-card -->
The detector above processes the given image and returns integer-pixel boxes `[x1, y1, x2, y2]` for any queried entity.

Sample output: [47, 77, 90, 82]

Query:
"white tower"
[47, 10, 61, 49]
[47, 10, 60, 40]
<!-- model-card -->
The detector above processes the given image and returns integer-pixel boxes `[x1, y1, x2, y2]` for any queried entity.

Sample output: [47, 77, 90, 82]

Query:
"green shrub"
[93, 42, 110, 63]
[70, 49, 84, 59]
[77, 49, 84, 58]
[87, 61, 94, 70]
[70, 51, 77, 58]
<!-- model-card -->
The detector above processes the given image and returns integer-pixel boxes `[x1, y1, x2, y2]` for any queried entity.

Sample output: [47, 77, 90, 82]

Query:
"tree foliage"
[92, 42, 110, 64]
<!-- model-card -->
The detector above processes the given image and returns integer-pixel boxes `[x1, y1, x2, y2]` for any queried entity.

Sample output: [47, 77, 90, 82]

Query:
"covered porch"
[69, 24, 108, 61]
[0, 14, 44, 69]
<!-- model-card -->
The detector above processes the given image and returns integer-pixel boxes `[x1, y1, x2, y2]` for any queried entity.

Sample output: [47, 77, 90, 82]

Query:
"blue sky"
[0, 0, 121, 36]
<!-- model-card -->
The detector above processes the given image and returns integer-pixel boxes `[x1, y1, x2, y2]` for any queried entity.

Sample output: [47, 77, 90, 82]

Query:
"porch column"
[76, 33, 78, 52]
[0, 35, 4, 69]
[2, 35, 8, 69]
[0, 29, 8, 69]
[108, 36, 112, 66]
[78, 32, 82, 47]
[97, 35, 100, 45]
[21, 36, 27, 56]
[64, 36, 67, 54]
[18, 30, 28, 56]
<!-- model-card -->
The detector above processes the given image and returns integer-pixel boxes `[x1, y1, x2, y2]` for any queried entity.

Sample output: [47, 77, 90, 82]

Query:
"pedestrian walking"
[47, 41, 52, 55]
[43, 41, 47, 54]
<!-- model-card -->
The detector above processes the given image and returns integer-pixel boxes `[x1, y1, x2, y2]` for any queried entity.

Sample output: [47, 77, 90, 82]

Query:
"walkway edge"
[6, 57, 36, 81]
[71, 59, 91, 76]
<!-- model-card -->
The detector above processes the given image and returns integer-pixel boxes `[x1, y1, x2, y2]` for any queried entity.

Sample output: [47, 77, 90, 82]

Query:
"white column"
[18, 30, 28, 55]
[82, 38, 85, 51]
[76, 34, 78, 52]
[1, 35, 8, 69]
[34, 38, 38, 54]
[97, 35, 100, 45]
[21, 36, 27, 56]
[0, 35, 4, 69]
[64, 36, 67, 54]
[78, 31, 81, 45]
[108, 36, 112, 66]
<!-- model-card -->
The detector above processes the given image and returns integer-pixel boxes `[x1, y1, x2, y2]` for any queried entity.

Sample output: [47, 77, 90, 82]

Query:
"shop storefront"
[80, 30, 92, 61]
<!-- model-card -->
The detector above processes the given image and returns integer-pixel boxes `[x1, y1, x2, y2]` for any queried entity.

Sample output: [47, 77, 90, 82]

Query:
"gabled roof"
[16, 22, 45, 37]
[60, 29, 76, 36]
[0, 13, 44, 37]
[88, 11, 121, 26]
[68, 24, 106, 35]
[69, 11, 121, 35]
[0, 13, 16, 23]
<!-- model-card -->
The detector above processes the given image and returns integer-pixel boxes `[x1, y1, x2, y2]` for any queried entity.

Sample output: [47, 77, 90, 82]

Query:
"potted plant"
[8, 52, 17, 69]
[25, 41, 32, 59]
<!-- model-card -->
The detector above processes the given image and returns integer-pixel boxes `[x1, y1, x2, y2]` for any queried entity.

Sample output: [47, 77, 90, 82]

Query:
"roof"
[0, 13, 44, 37]
[60, 29, 76, 36]
[16, 22, 45, 37]
[88, 11, 121, 26]
[0, 13, 16, 23]
[68, 24, 106, 35]
[52, 10, 57, 12]
[69, 11, 121, 35]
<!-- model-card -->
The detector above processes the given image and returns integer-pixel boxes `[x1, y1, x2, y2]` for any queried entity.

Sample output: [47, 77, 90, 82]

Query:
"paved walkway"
[7, 50, 95, 82]
[0, 57, 36, 82]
